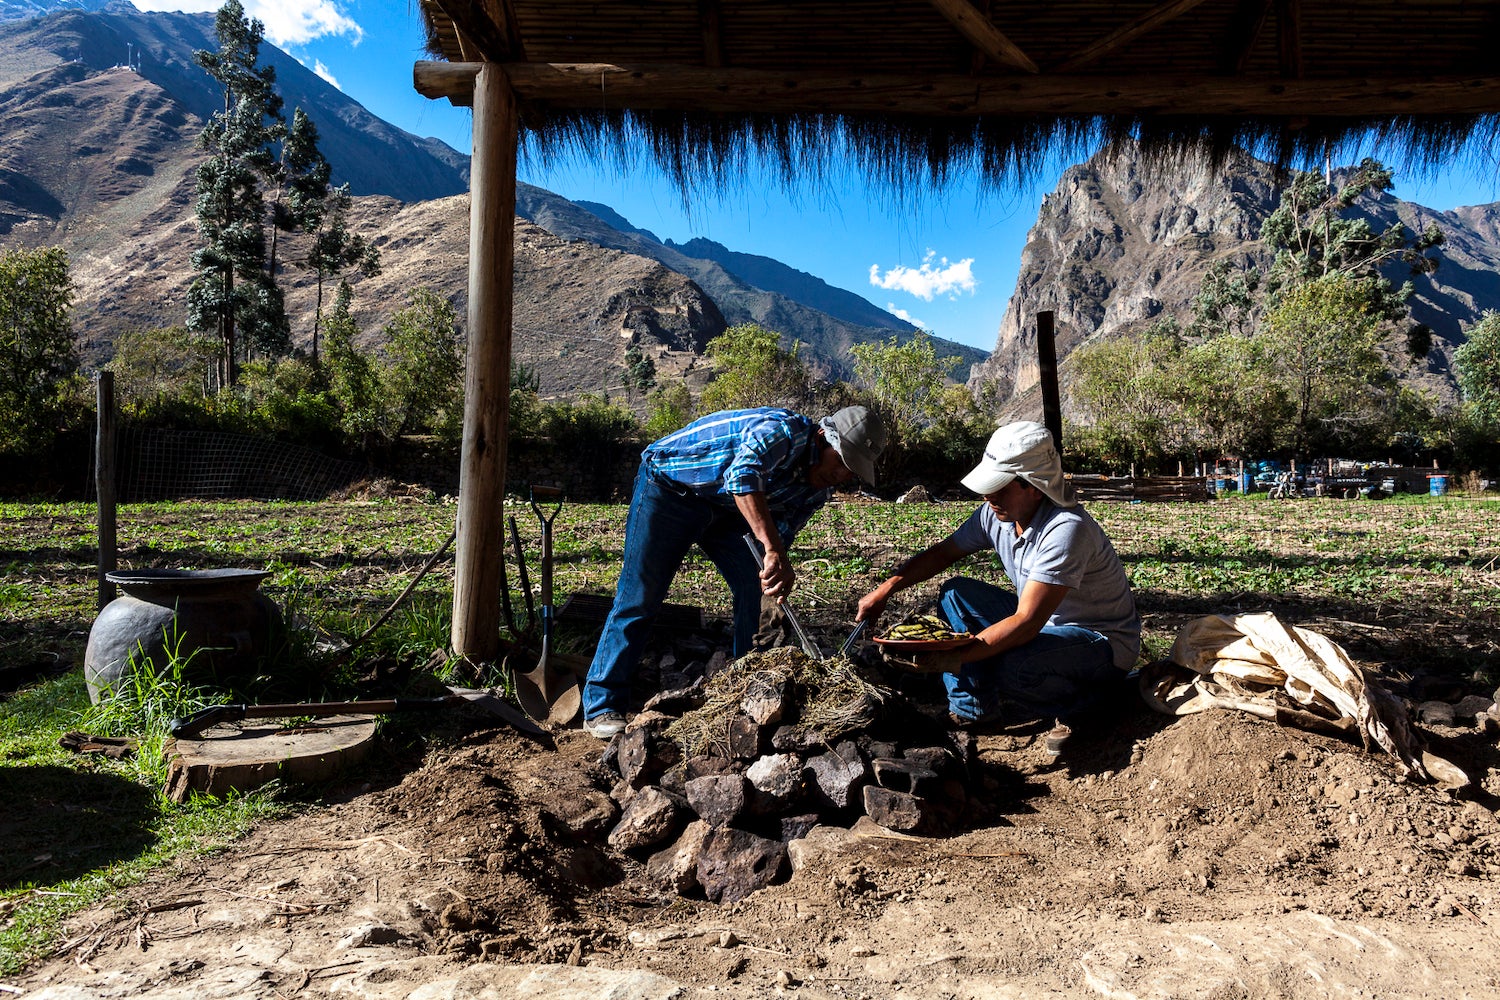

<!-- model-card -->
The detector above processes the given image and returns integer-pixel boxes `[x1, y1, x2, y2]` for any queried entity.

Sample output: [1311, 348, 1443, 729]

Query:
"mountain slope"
[519, 184, 989, 381]
[1, 2, 989, 391]
[0, 3, 468, 203]
[970, 146, 1500, 408]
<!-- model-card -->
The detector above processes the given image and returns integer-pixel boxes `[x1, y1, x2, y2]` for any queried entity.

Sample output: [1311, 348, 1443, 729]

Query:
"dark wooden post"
[1036, 310, 1062, 450]
[96, 371, 117, 609]
[451, 64, 518, 662]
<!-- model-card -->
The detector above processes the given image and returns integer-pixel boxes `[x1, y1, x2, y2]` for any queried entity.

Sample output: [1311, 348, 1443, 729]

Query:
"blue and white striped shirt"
[642, 407, 832, 537]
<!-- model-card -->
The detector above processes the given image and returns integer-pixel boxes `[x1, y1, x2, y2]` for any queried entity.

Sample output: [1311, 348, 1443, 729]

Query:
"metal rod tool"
[838, 619, 867, 657]
[743, 533, 822, 660]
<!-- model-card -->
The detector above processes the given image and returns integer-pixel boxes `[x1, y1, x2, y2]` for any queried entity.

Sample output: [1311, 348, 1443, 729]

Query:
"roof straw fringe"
[514, 109, 1499, 202]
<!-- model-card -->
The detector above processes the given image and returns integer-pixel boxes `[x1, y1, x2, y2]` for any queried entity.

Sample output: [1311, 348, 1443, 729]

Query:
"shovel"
[512, 486, 582, 726]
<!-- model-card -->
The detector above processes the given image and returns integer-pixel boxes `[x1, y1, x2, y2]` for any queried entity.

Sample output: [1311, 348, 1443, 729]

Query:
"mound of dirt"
[16, 702, 1500, 999]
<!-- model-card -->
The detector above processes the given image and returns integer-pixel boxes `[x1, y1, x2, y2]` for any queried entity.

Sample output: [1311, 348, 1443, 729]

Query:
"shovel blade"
[515, 642, 582, 727]
[543, 673, 581, 726]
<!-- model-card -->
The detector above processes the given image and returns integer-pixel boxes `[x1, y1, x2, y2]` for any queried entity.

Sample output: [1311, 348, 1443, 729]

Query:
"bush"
[231, 358, 343, 450]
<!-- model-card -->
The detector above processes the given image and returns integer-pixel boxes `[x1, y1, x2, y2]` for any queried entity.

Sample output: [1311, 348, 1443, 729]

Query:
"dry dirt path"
[13, 708, 1500, 1000]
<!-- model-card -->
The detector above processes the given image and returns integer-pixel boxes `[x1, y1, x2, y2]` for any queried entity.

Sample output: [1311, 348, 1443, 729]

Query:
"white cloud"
[886, 304, 928, 329]
[130, 1, 363, 47]
[311, 58, 340, 89]
[868, 250, 977, 301]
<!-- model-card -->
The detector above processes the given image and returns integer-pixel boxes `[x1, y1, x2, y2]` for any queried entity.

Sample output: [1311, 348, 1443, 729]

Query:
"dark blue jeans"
[584, 465, 765, 719]
[937, 576, 1119, 724]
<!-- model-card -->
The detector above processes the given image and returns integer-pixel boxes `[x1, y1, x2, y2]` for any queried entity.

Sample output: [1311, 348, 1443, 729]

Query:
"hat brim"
[838, 444, 877, 485]
[960, 466, 1016, 496]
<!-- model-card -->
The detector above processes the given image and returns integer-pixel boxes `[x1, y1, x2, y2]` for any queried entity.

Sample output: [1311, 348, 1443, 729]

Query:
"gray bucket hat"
[960, 421, 1077, 507]
[820, 406, 887, 484]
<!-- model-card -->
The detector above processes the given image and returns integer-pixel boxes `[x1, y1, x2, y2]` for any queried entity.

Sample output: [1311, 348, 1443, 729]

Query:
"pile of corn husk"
[1141, 612, 1464, 787]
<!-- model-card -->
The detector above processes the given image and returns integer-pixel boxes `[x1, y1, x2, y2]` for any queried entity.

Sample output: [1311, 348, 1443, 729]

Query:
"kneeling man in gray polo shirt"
[856, 421, 1139, 749]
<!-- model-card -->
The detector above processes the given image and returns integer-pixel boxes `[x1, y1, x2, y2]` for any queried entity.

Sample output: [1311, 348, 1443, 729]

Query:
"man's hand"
[855, 588, 889, 625]
[759, 547, 795, 597]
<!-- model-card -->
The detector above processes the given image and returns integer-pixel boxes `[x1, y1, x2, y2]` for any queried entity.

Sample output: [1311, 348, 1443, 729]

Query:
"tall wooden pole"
[1036, 310, 1063, 450]
[451, 64, 517, 662]
[96, 371, 117, 610]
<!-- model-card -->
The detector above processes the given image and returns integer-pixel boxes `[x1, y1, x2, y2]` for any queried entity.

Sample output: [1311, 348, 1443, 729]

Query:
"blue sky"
[131, 1, 1500, 353]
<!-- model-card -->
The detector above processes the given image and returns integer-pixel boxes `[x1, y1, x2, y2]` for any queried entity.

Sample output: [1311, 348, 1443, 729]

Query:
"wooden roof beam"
[428, 0, 524, 63]
[1053, 0, 1213, 73]
[926, 0, 1038, 74]
[1277, 0, 1303, 79]
[413, 61, 1500, 117]
[699, 0, 724, 69]
[1219, 0, 1273, 76]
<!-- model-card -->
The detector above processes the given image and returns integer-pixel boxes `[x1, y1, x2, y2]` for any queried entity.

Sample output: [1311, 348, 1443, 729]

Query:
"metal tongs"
[838, 620, 867, 657]
[743, 533, 822, 660]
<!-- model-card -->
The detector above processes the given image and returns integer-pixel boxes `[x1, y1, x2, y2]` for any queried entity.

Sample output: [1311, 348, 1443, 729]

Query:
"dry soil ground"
[13, 695, 1500, 1000]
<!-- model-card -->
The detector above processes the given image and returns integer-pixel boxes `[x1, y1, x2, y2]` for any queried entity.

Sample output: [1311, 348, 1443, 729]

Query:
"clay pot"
[84, 569, 283, 703]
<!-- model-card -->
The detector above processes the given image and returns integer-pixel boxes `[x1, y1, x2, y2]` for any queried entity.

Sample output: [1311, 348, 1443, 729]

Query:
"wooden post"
[451, 64, 518, 663]
[96, 371, 117, 609]
[1036, 310, 1062, 450]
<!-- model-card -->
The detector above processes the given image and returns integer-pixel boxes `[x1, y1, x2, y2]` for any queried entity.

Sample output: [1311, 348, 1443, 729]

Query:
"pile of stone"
[599, 648, 973, 903]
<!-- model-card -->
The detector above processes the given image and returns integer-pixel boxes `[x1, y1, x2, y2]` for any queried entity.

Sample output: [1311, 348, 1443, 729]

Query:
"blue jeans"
[584, 465, 765, 719]
[937, 576, 1119, 724]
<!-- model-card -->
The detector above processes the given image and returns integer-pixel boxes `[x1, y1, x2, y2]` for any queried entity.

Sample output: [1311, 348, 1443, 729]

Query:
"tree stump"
[163, 715, 377, 802]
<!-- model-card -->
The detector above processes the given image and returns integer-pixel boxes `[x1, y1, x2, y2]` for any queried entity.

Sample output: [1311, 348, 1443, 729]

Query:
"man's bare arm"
[856, 539, 968, 624]
[733, 492, 793, 596]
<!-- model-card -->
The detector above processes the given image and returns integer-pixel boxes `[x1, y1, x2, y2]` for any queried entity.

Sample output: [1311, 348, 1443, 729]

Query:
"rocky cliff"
[971, 147, 1500, 408]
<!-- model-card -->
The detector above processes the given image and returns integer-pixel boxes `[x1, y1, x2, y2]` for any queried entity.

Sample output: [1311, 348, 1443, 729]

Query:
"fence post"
[96, 371, 117, 610]
[1036, 310, 1062, 450]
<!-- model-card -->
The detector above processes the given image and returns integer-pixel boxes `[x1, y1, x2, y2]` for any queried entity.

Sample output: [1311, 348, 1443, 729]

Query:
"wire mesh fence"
[94, 425, 370, 502]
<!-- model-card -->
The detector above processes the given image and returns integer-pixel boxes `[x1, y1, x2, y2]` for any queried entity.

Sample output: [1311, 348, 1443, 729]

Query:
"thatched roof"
[414, 0, 1500, 193]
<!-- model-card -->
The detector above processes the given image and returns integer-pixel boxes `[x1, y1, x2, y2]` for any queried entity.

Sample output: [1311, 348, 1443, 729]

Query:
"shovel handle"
[509, 515, 535, 630]
[530, 486, 562, 610]
[744, 532, 766, 570]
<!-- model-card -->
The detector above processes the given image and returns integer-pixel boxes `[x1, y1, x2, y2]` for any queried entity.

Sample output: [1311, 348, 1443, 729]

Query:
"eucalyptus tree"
[1456, 311, 1500, 431]
[1260, 158, 1443, 338]
[268, 108, 330, 290]
[305, 182, 380, 363]
[187, 0, 288, 387]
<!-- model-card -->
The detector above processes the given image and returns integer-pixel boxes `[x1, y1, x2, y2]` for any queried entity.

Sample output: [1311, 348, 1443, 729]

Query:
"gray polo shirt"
[948, 499, 1140, 669]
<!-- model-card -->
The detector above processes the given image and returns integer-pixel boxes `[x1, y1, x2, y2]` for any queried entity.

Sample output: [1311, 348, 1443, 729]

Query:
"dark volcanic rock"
[696, 827, 788, 903]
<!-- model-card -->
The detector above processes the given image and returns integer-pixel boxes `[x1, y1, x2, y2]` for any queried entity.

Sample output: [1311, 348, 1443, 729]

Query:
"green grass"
[0, 671, 283, 975]
[3, 491, 1500, 972]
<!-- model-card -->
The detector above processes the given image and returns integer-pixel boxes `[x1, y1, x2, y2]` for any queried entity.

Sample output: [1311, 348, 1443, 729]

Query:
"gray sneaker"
[583, 711, 626, 740]
[1044, 722, 1072, 757]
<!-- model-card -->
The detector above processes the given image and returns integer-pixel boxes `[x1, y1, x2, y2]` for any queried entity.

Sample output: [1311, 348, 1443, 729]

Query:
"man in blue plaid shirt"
[583, 405, 887, 738]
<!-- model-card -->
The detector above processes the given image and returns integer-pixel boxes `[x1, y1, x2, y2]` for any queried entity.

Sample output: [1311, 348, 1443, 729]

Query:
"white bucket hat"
[960, 421, 1077, 507]
[820, 406, 887, 484]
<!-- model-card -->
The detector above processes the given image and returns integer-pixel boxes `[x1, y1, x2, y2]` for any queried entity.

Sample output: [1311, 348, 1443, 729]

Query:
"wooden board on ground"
[163, 714, 377, 802]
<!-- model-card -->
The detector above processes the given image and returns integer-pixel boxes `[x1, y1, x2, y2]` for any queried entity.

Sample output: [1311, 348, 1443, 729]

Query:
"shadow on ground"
[0, 765, 157, 889]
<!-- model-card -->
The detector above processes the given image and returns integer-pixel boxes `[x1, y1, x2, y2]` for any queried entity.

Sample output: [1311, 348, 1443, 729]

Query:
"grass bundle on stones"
[665, 647, 894, 757]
